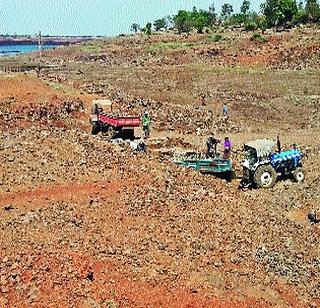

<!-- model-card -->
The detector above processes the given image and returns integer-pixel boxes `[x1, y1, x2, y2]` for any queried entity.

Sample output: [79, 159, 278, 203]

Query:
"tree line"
[131, 0, 320, 34]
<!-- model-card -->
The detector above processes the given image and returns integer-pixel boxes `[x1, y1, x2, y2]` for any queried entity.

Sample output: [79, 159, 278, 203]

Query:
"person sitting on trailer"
[206, 136, 220, 158]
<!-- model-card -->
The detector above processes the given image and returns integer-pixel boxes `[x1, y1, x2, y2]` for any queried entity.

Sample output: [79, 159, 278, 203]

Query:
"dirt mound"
[0, 76, 59, 105]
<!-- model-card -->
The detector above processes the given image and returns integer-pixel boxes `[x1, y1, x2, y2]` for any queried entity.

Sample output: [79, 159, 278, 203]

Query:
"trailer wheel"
[91, 123, 100, 135]
[254, 165, 277, 188]
[292, 167, 305, 182]
[224, 171, 233, 182]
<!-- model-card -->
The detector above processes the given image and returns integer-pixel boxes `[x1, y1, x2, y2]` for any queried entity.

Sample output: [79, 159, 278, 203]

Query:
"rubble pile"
[73, 48, 142, 66]
[80, 83, 240, 134]
[197, 48, 225, 64]
[0, 127, 136, 193]
[307, 96, 320, 129]
[123, 163, 230, 213]
[268, 43, 320, 70]
[0, 98, 85, 128]
[119, 158, 320, 301]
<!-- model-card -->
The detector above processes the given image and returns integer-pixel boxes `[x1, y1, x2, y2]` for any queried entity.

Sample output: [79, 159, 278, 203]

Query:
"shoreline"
[0, 36, 98, 46]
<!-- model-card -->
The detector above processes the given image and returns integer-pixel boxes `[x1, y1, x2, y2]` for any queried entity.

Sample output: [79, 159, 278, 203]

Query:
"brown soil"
[0, 28, 320, 307]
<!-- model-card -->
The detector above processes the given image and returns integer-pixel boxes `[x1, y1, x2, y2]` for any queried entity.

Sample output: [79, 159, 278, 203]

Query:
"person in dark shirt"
[206, 136, 220, 158]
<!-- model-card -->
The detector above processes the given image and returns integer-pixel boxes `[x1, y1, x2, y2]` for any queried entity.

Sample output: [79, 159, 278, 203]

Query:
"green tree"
[188, 6, 207, 33]
[298, 0, 304, 10]
[209, 3, 217, 21]
[153, 18, 167, 31]
[173, 10, 193, 33]
[229, 13, 246, 26]
[165, 15, 174, 29]
[241, 0, 251, 16]
[229, 0, 251, 26]
[221, 3, 234, 21]
[293, 1, 308, 24]
[196, 9, 216, 32]
[261, 0, 298, 27]
[130, 23, 140, 33]
[193, 13, 207, 33]
[144, 22, 152, 35]
[305, 0, 320, 22]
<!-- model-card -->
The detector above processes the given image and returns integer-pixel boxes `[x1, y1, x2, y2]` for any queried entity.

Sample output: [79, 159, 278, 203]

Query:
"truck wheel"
[126, 129, 135, 140]
[102, 126, 116, 139]
[292, 167, 305, 182]
[91, 123, 100, 135]
[254, 165, 277, 188]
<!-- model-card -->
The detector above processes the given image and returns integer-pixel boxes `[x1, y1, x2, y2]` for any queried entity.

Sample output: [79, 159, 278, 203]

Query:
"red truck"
[90, 100, 140, 139]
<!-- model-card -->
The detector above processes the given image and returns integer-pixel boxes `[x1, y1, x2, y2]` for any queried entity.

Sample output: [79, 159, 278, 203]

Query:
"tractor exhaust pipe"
[277, 135, 281, 153]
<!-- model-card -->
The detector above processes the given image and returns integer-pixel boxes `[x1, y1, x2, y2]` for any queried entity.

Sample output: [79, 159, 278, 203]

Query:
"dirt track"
[0, 29, 320, 307]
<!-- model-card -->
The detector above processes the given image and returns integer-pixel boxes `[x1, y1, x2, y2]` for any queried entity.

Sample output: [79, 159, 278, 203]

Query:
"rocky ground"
[0, 28, 320, 307]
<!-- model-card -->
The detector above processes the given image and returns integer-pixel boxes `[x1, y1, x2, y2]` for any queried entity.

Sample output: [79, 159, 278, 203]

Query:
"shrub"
[251, 32, 267, 43]
[211, 34, 223, 42]
[245, 21, 258, 31]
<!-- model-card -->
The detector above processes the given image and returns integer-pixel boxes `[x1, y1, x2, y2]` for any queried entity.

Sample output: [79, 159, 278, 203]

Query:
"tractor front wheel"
[292, 167, 305, 182]
[254, 165, 277, 188]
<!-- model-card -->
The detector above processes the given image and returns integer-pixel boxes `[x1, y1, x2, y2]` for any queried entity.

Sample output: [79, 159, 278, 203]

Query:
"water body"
[0, 44, 59, 57]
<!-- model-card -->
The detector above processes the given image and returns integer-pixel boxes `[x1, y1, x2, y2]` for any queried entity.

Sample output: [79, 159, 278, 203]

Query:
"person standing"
[200, 93, 206, 106]
[206, 136, 220, 158]
[223, 104, 228, 119]
[141, 111, 151, 139]
[223, 136, 232, 159]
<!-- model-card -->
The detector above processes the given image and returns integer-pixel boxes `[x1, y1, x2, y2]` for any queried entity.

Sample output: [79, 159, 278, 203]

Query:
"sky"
[0, 0, 265, 36]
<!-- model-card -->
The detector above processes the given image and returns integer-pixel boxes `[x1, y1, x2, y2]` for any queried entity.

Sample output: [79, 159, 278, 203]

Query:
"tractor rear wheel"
[292, 167, 305, 182]
[254, 165, 277, 188]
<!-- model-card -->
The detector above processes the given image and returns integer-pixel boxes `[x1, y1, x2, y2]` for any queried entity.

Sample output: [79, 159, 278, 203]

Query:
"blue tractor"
[241, 139, 305, 188]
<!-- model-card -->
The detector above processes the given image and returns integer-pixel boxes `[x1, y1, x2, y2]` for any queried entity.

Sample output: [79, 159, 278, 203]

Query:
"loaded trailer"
[173, 152, 233, 181]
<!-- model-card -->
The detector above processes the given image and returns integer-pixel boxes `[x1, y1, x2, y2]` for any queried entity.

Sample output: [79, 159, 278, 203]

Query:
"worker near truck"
[142, 111, 151, 139]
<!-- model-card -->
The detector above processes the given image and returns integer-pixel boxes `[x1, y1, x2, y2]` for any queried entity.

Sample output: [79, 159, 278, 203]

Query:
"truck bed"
[98, 113, 140, 127]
